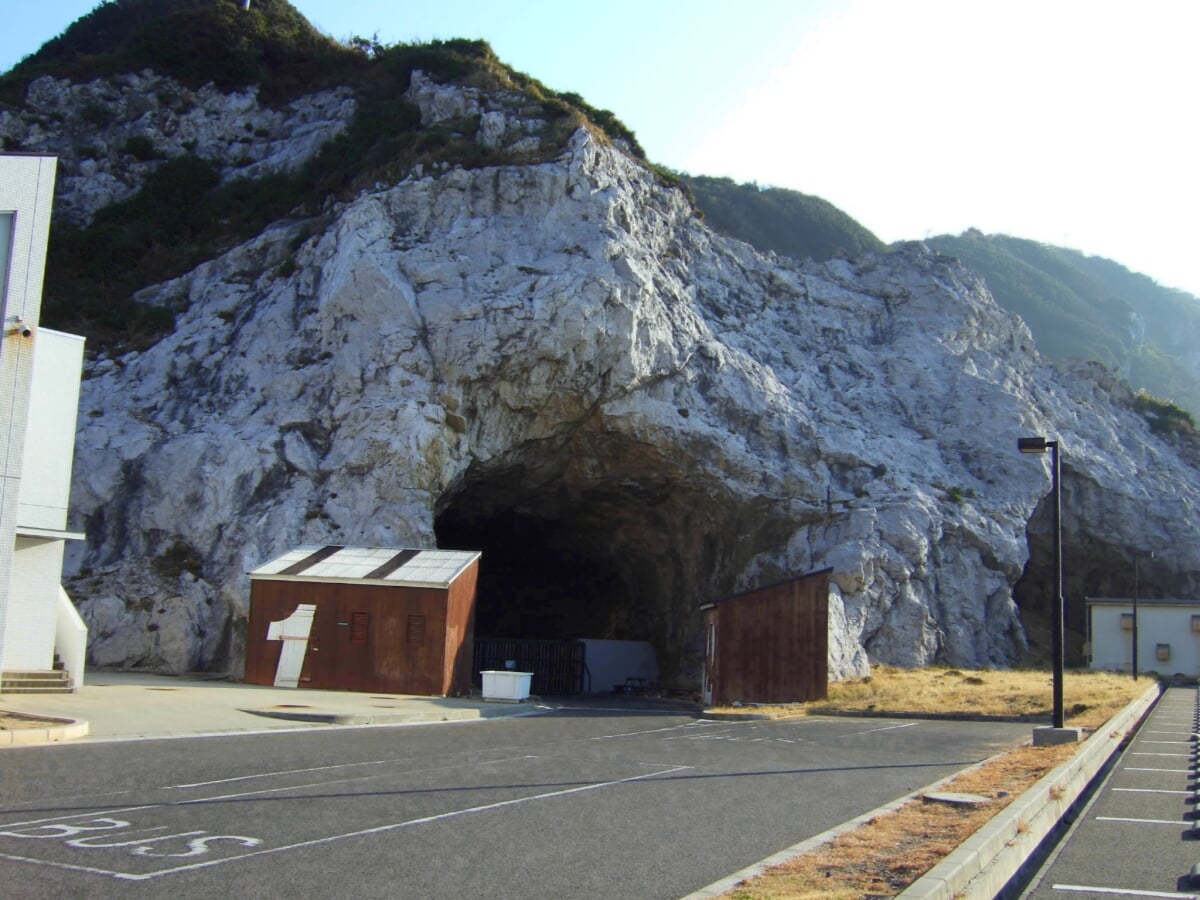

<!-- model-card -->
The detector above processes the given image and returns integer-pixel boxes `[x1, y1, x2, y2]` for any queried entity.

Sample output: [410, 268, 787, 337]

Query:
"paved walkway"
[1020, 684, 1200, 899]
[0, 671, 537, 743]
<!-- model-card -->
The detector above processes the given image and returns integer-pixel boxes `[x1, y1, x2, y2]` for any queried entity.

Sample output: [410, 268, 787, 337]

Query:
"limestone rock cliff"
[16, 69, 1194, 685]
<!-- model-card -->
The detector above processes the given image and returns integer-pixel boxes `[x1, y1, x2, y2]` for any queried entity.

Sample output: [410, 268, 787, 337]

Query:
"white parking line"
[168, 754, 535, 790]
[1054, 885, 1196, 898]
[1129, 753, 1191, 758]
[843, 723, 918, 737]
[129, 764, 694, 881]
[1123, 767, 1190, 773]
[0, 761, 692, 881]
[1095, 816, 1190, 825]
[1112, 788, 1191, 795]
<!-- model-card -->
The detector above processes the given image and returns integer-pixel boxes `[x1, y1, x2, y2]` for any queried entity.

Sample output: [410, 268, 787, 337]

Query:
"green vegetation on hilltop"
[0, 0, 364, 106]
[13, 2, 647, 352]
[684, 175, 885, 263]
[927, 230, 1200, 417]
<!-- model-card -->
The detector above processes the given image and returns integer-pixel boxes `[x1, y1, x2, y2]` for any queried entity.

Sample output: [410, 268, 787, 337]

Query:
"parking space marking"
[1054, 885, 1196, 898]
[1130, 753, 1191, 758]
[167, 756, 416, 789]
[1095, 816, 1190, 825]
[118, 763, 692, 881]
[842, 722, 918, 737]
[0, 754, 691, 883]
[1124, 767, 1190, 774]
[1112, 788, 1191, 795]
[171, 754, 539, 802]
[591, 722, 726, 741]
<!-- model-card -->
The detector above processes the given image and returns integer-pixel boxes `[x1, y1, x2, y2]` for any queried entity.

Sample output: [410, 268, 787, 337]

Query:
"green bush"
[1132, 390, 1196, 435]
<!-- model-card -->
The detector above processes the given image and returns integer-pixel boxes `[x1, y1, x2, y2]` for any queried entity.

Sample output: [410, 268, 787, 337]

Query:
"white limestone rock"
[57, 78, 1200, 687]
[0, 71, 355, 226]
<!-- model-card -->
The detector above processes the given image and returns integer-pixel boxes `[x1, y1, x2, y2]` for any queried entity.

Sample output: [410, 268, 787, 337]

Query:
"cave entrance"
[433, 454, 664, 646]
[432, 446, 774, 686]
[433, 413, 807, 689]
[436, 502, 639, 641]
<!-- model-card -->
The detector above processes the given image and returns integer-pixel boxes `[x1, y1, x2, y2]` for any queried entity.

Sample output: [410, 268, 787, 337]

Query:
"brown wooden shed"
[700, 567, 830, 706]
[245, 545, 480, 696]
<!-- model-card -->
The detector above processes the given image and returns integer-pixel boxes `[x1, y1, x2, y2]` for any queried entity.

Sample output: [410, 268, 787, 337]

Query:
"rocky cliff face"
[12, 69, 1198, 685]
[0, 72, 355, 226]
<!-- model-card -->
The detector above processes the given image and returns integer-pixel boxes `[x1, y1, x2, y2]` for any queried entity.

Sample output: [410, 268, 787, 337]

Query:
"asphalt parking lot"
[1020, 685, 1200, 899]
[0, 704, 1033, 898]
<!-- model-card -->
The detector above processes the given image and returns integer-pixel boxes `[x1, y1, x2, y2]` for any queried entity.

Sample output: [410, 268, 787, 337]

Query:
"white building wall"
[1090, 603, 1200, 677]
[0, 155, 58, 673]
[578, 639, 658, 693]
[17, 327, 85, 531]
[7, 537, 65, 669]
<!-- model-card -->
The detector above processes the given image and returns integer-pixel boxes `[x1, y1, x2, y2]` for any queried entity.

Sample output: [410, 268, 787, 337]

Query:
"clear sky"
[4, 0, 1198, 297]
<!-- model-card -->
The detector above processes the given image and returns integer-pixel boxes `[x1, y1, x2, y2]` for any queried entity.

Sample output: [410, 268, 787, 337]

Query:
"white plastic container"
[481, 670, 533, 702]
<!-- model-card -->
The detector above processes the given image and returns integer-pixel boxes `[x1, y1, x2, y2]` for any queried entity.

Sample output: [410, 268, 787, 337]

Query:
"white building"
[0, 154, 87, 692]
[1086, 596, 1200, 678]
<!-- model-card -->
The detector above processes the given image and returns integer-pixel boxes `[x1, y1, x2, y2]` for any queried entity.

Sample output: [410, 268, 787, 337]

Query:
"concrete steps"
[0, 669, 74, 694]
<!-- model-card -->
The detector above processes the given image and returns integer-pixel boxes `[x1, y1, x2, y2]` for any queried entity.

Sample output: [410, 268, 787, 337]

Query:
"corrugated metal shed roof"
[249, 545, 480, 588]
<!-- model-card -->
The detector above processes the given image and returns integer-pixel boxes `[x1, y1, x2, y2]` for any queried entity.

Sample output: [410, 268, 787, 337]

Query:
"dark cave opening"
[435, 503, 641, 642]
[432, 439, 798, 686]
[432, 451, 676, 649]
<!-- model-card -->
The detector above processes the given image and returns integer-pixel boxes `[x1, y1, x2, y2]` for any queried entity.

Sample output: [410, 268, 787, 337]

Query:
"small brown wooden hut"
[245, 545, 480, 696]
[700, 567, 830, 706]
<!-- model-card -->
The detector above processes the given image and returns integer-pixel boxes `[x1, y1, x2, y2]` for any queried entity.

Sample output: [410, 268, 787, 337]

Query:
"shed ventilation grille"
[407, 615, 427, 645]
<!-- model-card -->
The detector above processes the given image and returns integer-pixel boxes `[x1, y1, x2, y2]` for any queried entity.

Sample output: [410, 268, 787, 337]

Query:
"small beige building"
[1086, 596, 1200, 677]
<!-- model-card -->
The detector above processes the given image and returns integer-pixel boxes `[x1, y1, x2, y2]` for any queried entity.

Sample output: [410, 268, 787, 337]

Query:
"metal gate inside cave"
[472, 638, 586, 695]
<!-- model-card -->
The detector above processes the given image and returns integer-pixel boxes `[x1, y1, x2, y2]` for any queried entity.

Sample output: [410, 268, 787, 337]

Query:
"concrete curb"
[898, 681, 1162, 899]
[682, 684, 1161, 900]
[0, 710, 89, 747]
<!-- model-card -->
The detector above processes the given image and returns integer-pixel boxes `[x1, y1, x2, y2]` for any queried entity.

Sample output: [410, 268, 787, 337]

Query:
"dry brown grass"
[715, 665, 1144, 729]
[726, 742, 1079, 899]
[715, 667, 1148, 898]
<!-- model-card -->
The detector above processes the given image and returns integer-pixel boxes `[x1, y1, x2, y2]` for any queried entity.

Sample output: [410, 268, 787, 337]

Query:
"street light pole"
[1133, 554, 1139, 682]
[1019, 435, 1065, 729]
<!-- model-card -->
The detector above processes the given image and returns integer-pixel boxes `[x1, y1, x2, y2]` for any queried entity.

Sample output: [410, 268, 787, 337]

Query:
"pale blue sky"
[4, 1, 1198, 298]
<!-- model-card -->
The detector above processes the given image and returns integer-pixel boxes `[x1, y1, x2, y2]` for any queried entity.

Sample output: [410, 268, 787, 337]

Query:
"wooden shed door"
[266, 603, 316, 688]
[304, 598, 372, 690]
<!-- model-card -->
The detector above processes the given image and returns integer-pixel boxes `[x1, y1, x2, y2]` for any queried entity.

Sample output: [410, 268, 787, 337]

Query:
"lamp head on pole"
[1018, 436, 1054, 454]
